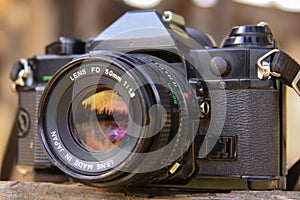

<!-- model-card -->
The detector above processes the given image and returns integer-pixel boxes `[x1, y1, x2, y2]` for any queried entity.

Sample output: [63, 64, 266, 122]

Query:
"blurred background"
[0, 0, 299, 186]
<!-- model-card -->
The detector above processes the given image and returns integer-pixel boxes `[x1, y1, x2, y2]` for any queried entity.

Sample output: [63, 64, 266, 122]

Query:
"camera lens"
[38, 52, 199, 186]
[70, 86, 128, 153]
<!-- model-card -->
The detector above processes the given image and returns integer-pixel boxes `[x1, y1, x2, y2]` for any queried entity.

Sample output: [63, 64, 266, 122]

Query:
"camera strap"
[257, 49, 300, 97]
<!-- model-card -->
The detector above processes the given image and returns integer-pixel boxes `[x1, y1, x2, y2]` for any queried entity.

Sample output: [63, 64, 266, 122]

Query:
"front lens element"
[70, 85, 128, 153]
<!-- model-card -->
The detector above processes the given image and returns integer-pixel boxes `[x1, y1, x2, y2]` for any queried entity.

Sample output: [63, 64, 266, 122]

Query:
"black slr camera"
[10, 11, 300, 190]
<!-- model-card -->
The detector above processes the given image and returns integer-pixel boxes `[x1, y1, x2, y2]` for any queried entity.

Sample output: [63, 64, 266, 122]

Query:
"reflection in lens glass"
[70, 86, 128, 152]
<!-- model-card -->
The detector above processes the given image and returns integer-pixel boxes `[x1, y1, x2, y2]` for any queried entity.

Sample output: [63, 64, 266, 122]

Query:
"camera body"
[11, 11, 286, 190]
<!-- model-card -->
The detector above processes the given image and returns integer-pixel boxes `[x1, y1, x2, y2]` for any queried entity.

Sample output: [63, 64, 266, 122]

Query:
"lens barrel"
[38, 51, 198, 186]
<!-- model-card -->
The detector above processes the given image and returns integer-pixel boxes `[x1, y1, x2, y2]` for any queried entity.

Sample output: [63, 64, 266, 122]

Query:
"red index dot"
[183, 92, 189, 99]
[129, 41, 134, 46]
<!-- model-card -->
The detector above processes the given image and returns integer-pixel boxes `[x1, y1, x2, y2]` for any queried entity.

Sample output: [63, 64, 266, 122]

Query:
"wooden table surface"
[0, 181, 300, 200]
